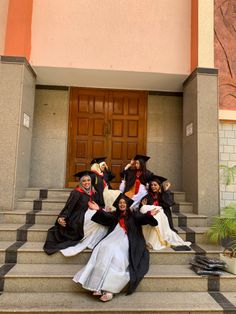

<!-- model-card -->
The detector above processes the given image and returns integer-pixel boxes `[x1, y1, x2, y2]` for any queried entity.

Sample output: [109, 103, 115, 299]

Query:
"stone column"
[0, 56, 36, 210]
[183, 67, 219, 218]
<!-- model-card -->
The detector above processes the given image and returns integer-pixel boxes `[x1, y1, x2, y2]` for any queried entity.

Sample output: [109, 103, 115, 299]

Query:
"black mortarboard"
[112, 193, 134, 209]
[149, 174, 167, 184]
[90, 157, 107, 165]
[133, 154, 150, 162]
[73, 170, 95, 179]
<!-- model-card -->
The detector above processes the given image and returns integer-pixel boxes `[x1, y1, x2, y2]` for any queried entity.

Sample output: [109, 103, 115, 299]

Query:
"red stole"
[151, 192, 159, 206]
[75, 187, 94, 201]
[134, 170, 142, 194]
[119, 212, 127, 233]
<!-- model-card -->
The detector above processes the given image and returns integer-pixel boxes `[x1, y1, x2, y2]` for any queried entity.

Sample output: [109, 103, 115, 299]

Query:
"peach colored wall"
[191, 0, 198, 71]
[4, 0, 33, 60]
[30, 0, 191, 75]
[0, 0, 9, 55]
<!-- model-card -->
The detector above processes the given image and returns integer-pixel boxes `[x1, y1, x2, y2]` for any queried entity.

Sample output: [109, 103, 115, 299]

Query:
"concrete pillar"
[0, 56, 36, 210]
[183, 67, 219, 218]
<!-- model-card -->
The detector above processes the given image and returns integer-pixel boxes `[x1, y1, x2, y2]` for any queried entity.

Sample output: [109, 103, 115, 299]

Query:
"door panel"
[107, 90, 147, 184]
[66, 88, 147, 186]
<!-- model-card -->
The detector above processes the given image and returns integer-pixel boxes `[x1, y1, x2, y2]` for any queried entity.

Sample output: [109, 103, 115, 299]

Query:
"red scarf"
[75, 187, 94, 201]
[119, 212, 127, 233]
[134, 170, 142, 194]
[151, 192, 159, 206]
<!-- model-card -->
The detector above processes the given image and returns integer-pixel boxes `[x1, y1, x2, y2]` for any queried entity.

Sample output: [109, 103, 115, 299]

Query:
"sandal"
[100, 292, 113, 302]
[92, 291, 103, 296]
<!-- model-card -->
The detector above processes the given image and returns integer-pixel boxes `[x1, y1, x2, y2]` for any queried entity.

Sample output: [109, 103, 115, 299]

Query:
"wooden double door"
[66, 87, 147, 187]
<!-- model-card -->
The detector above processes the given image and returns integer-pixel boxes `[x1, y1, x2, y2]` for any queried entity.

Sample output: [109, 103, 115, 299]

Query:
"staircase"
[0, 188, 236, 313]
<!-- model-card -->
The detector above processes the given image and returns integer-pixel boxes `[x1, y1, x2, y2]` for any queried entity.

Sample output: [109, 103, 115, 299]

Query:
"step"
[25, 188, 73, 199]
[173, 213, 207, 227]
[172, 202, 193, 213]
[3, 264, 236, 293]
[17, 198, 194, 213]
[0, 242, 16, 263]
[0, 210, 207, 227]
[25, 188, 186, 202]
[16, 199, 66, 211]
[0, 224, 24, 241]
[0, 291, 230, 313]
[172, 191, 186, 202]
[15, 242, 223, 265]
[0, 210, 29, 224]
[0, 223, 209, 244]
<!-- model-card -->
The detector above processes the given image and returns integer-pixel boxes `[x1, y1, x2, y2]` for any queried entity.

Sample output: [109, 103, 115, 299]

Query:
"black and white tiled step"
[16, 198, 194, 213]
[0, 223, 209, 243]
[0, 241, 222, 265]
[2, 263, 235, 293]
[0, 209, 208, 227]
[0, 291, 235, 314]
[24, 188, 187, 203]
[0, 187, 235, 314]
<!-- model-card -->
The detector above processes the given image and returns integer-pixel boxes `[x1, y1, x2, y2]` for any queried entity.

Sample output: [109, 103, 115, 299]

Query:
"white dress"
[119, 180, 148, 210]
[140, 205, 191, 250]
[73, 224, 130, 294]
[60, 209, 108, 257]
[103, 186, 121, 211]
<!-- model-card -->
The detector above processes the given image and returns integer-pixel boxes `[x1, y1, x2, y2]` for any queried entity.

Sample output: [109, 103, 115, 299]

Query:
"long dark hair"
[137, 159, 147, 172]
[114, 197, 132, 218]
[148, 180, 161, 194]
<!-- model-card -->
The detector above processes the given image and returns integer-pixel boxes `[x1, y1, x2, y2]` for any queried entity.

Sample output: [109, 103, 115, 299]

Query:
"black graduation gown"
[103, 168, 116, 189]
[140, 190, 176, 231]
[92, 173, 105, 207]
[43, 189, 101, 255]
[91, 209, 158, 294]
[121, 168, 154, 193]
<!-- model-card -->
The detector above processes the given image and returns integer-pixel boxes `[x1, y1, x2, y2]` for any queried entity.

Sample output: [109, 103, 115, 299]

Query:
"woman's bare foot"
[100, 292, 113, 302]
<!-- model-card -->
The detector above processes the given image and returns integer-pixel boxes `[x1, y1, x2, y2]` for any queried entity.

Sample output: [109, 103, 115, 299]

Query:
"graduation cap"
[90, 157, 107, 165]
[73, 170, 95, 179]
[112, 193, 134, 209]
[149, 174, 167, 185]
[133, 154, 150, 162]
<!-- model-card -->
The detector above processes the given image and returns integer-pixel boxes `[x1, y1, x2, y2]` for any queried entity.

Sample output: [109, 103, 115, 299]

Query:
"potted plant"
[206, 164, 236, 274]
[206, 203, 236, 274]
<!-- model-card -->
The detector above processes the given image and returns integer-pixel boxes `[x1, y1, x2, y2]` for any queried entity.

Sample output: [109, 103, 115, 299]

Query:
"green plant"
[207, 165, 236, 255]
[206, 204, 236, 251]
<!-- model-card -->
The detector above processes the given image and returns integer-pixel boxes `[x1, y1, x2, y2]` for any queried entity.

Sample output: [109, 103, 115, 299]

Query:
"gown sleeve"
[133, 211, 158, 226]
[160, 190, 175, 207]
[57, 190, 80, 221]
[104, 168, 116, 182]
[91, 210, 117, 226]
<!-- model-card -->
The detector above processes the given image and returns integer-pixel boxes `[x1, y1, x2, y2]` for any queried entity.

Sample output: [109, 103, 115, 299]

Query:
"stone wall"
[29, 89, 69, 188]
[219, 121, 236, 208]
[147, 94, 183, 191]
[183, 69, 219, 216]
[0, 59, 35, 210]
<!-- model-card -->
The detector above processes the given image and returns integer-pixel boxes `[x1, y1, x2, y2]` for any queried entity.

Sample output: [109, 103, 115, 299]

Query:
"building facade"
[0, 0, 225, 219]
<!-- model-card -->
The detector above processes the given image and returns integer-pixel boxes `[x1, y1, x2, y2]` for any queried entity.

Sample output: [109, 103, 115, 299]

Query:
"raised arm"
[91, 208, 117, 226]
[133, 211, 158, 226]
